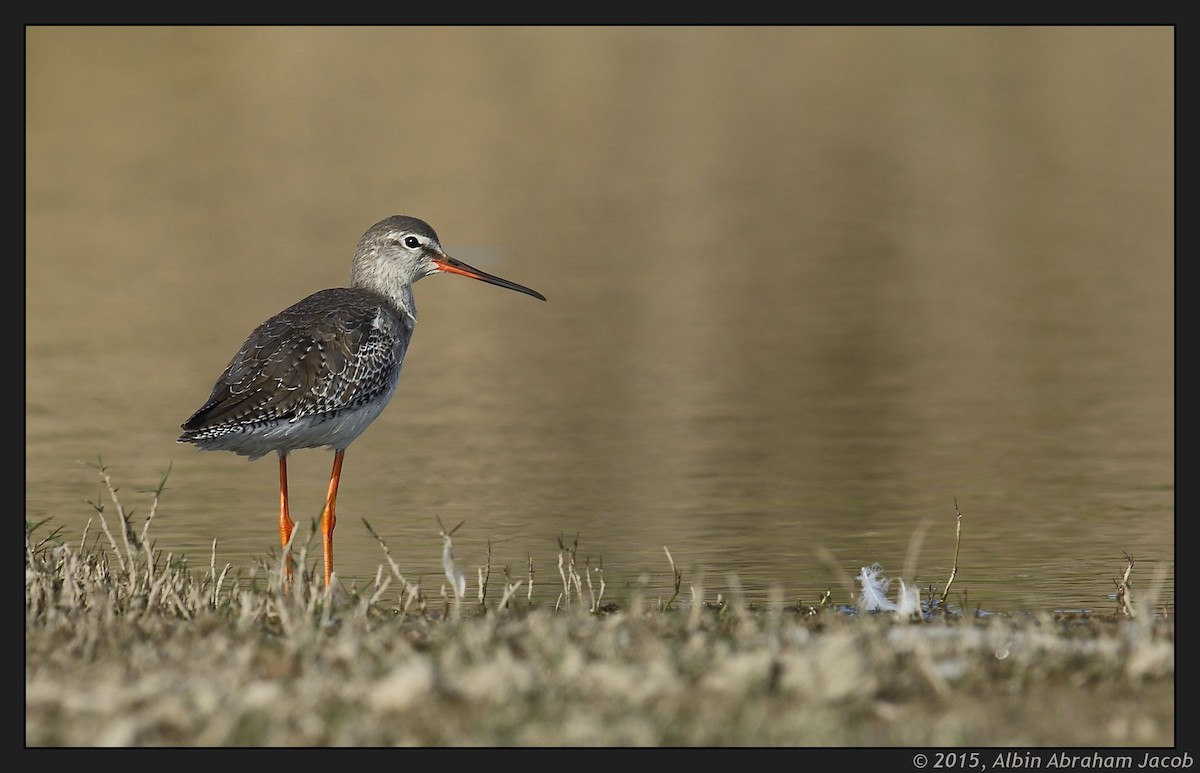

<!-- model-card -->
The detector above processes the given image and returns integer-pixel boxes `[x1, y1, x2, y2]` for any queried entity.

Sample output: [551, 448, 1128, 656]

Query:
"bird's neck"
[384, 284, 418, 325]
[352, 260, 419, 323]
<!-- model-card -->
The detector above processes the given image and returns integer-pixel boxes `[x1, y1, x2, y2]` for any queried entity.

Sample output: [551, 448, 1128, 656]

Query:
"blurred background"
[26, 26, 1173, 613]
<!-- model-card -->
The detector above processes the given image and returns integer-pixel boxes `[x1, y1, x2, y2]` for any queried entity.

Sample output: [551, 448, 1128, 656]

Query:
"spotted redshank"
[178, 216, 545, 587]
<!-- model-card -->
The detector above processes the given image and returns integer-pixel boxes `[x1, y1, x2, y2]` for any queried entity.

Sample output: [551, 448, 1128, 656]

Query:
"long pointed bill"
[434, 256, 547, 301]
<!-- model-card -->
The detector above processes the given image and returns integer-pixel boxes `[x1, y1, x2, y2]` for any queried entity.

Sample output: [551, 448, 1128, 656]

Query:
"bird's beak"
[434, 256, 547, 301]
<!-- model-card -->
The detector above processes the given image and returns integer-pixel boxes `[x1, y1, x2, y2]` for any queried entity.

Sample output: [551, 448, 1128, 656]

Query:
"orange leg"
[278, 452, 295, 580]
[320, 449, 345, 588]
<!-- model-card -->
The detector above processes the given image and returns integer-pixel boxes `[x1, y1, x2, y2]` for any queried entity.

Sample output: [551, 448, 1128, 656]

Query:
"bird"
[178, 215, 545, 588]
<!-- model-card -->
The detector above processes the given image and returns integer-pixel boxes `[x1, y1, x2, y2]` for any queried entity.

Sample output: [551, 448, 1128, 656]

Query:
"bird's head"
[352, 215, 546, 305]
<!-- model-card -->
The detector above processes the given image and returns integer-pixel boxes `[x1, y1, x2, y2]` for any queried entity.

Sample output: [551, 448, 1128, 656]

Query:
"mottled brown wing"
[180, 288, 411, 434]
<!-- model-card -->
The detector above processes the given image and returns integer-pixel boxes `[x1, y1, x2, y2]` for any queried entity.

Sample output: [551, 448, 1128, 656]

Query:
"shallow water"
[26, 26, 1173, 613]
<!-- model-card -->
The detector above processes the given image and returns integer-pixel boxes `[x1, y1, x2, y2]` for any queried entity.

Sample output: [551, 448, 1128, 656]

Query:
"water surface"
[26, 27, 1174, 613]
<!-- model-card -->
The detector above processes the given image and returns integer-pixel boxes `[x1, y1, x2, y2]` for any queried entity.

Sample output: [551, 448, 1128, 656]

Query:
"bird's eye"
[403, 236, 421, 249]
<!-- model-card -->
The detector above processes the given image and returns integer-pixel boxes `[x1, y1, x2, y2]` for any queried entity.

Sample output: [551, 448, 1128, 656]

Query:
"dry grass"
[25, 466, 1174, 747]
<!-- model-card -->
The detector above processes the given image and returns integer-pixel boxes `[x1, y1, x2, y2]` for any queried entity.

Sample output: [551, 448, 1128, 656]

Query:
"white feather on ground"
[857, 563, 921, 616]
[857, 563, 896, 612]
